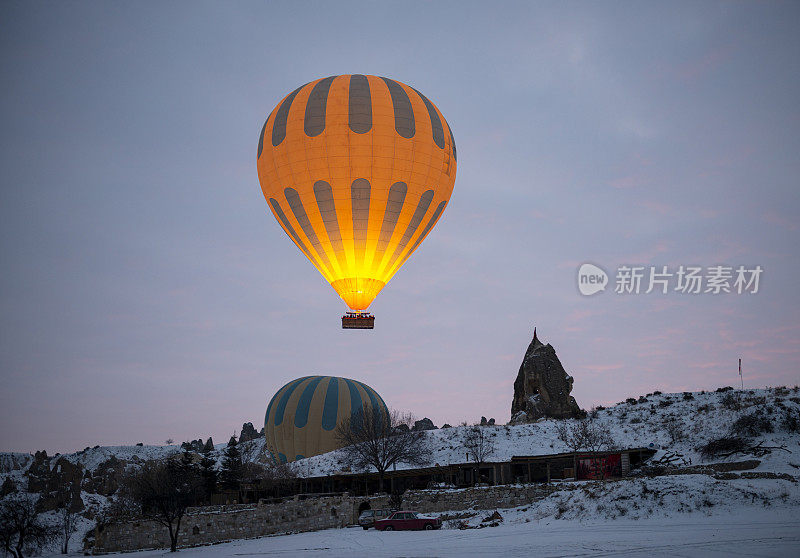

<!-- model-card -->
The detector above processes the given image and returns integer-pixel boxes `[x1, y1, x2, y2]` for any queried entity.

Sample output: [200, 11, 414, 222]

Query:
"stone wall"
[93, 484, 556, 554]
[94, 494, 354, 553]
[396, 483, 556, 513]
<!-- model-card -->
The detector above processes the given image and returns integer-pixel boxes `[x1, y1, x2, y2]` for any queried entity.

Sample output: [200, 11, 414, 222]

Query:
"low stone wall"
[370, 484, 557, 515]
[93, 484, 556, 553]
[93, 494, 353, 553]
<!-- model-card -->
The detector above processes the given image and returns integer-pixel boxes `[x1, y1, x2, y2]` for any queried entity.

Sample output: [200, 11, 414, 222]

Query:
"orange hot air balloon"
[256, 75, 456, 327]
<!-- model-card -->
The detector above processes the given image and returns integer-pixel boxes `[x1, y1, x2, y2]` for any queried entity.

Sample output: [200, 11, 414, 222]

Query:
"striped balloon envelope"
[264, 375, 389, 464]
[256, 75, 457, 312]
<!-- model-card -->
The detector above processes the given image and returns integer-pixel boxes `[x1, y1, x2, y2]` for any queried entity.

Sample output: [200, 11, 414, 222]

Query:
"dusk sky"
[1, 1, 798, 454]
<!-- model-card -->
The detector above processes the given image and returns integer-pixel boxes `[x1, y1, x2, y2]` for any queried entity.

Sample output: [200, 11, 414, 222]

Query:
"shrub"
[720, 392, 740, 410]
[653, 391, 662, 396]
[745, 395, 766, 406]
[698, 437, 748, 459]
[626, 398, 637, 405]
[663, 417, 685, 443]
[445, 519, 468, 530]
[659, 399, 674, 408]
[389, 489, 405, 510]
[716, 386, 733, 393]
[730, 412, 773, 437]
[781, 409, 800, 433]
[682, 392, 694, 401]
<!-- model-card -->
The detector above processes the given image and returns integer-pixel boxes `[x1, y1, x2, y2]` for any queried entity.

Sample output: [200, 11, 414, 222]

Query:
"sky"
[1, 1, 799, 454]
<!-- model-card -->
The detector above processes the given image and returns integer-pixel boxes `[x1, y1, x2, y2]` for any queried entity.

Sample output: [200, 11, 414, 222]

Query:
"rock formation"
[25, 451, 85, 512]
[510, 328, 583, 423]
[0, 452, 33, 474]
[239, 422, 260, 443]
[182, 439, 205, 452]
[412, 418, 437, 431]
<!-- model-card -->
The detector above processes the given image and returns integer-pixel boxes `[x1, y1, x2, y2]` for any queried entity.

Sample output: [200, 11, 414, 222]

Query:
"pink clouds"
[676, 44, 735, 81]
[609, 174, 650, 189]
[763, 211, 799, 232]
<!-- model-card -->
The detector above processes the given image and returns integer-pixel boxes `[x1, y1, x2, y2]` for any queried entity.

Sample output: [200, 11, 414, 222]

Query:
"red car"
[374, 511, 442, 531]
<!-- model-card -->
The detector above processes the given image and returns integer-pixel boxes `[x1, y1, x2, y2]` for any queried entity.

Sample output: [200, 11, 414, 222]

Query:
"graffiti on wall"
[576, 453, 621, 480]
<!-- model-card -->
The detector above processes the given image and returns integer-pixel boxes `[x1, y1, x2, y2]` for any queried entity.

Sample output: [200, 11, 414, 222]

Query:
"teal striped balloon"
[264, 375, 388, 463]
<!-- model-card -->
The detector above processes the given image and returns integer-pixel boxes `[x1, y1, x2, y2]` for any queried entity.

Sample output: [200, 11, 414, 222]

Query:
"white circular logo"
[577, 263, 608, 296]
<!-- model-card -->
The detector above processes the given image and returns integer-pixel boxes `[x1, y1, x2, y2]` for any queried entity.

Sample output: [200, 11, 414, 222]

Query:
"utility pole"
[739, 358, 743, 390]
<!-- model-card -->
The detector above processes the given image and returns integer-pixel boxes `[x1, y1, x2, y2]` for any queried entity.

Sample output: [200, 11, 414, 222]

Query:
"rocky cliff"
[511, 328, 583, 423]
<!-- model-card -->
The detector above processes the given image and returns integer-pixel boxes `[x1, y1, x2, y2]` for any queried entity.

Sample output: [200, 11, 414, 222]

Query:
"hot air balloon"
[264, 375, 388, 463]
[256, 75, 457, 328]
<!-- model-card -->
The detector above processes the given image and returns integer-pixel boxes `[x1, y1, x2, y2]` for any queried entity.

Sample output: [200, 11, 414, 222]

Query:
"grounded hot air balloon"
[264, 375, 388, 464]
[256, 75, 457, 328]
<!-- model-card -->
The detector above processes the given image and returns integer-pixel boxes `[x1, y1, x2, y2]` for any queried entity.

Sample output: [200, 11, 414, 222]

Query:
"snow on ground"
[298, 387, 800, 477]
[3, 386, 800, 555]
[36, 471, 800, 556]
[471, 474, 800, 524]
[62, 510, 800, 557]
[61, 444, 181, 472]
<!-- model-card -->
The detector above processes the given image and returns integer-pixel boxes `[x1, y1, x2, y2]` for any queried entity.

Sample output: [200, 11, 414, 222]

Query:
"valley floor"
[95, 509, 800, 558]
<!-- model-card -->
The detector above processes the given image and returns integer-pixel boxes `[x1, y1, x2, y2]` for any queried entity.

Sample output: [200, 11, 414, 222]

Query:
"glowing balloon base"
[342, 311, 375, 330]
[330, 277, 386, 312]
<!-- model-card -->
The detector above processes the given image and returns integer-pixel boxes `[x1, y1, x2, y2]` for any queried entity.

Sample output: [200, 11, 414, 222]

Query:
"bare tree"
[56, 503, 78, 555]
[555, 420, 617, 479]
[241, 460, 298, 500]
[555, 420, 616, 453]
[335, 407, 429, 493]
[463, 426, 497, 485]
[49, 472, 81, 555]
[0, 494, 57, 558]
[120, 459, 203, 552]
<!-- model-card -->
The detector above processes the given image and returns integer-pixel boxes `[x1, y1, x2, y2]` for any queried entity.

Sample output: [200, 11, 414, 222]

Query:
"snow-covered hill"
[1, 385, 798, 554]
[298, 386, 800, 477]
[4, 386, 797, 481]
